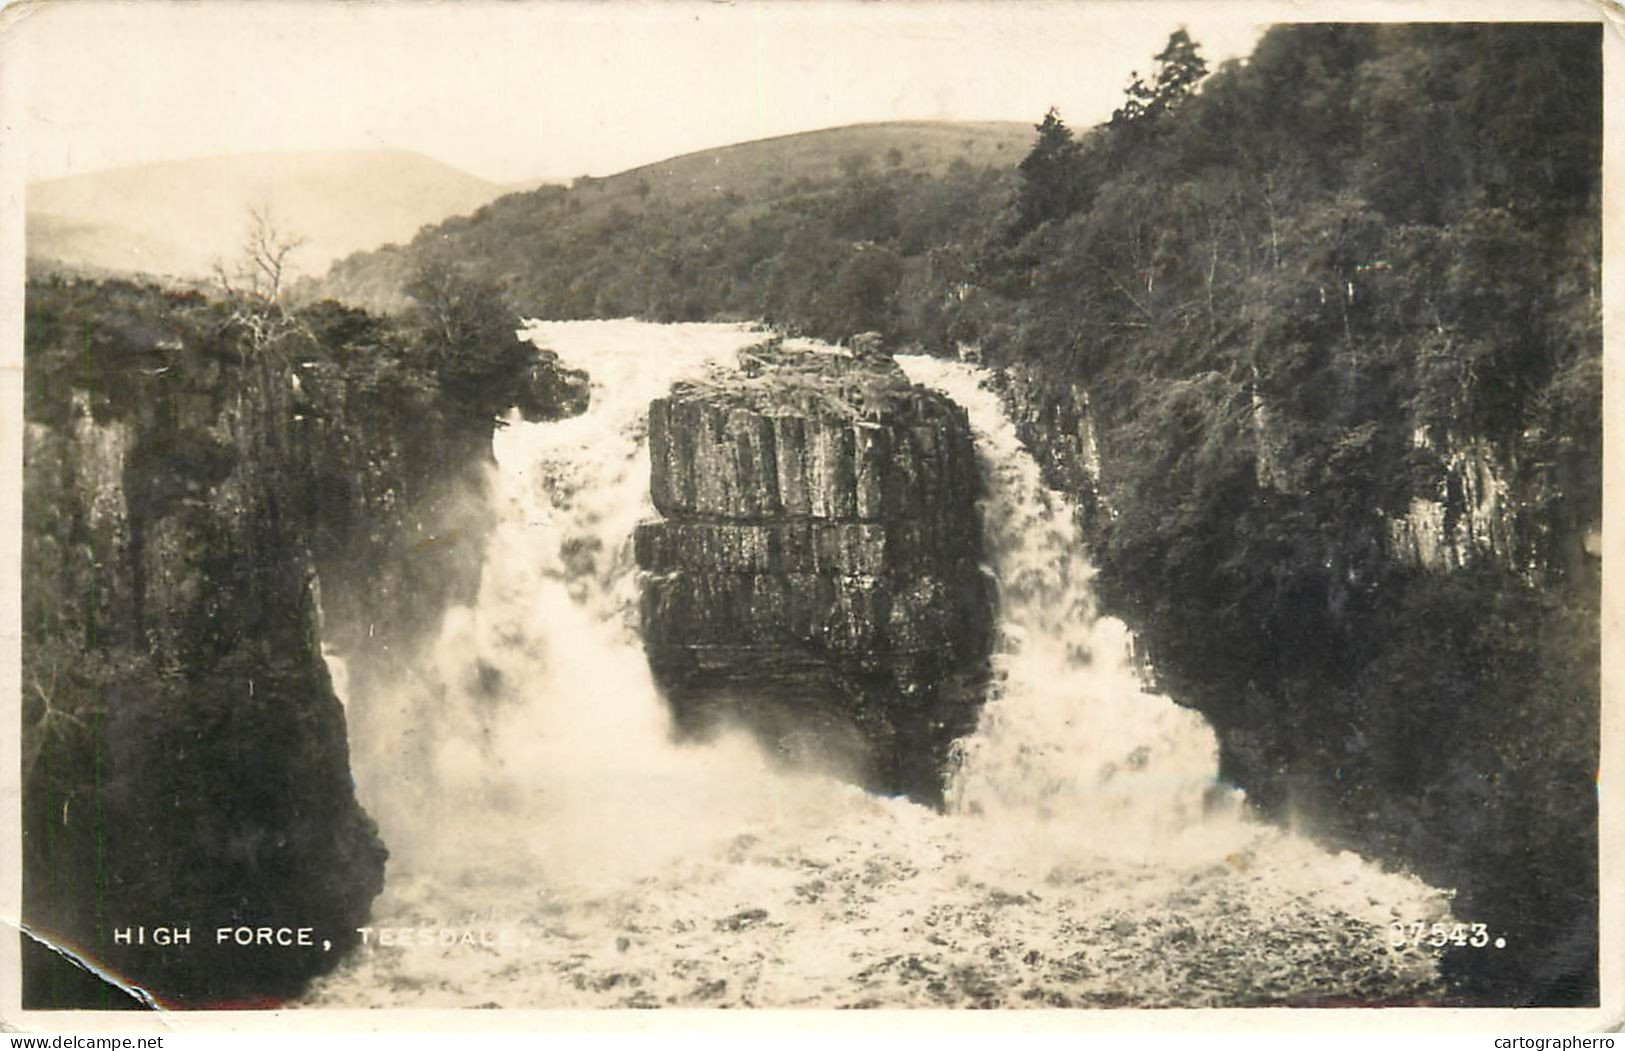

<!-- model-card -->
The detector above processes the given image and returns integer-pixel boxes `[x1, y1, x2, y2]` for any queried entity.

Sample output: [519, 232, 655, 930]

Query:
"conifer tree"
[1110, 28, 1209, 128]
[1013, 107, 1084, 235]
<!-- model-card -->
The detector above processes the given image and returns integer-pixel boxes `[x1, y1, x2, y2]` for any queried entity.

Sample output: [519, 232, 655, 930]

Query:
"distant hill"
[600, 119, 1032, 203]
[301, 120, 1035, 317]
[27, 149, 509, 283]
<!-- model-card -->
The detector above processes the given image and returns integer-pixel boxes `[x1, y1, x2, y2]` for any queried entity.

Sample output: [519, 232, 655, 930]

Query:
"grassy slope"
[303, 121, 1031, 315]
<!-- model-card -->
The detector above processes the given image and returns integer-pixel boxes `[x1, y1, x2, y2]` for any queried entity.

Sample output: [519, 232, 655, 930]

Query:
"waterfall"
[898, 356, 1245, 851]
[343, 320, 807, 885]
[307, 322, 1450, 1010]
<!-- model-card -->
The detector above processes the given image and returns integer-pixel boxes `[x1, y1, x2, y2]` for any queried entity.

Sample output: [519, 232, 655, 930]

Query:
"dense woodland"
[980, 23, 1602, 1006]
[975, 24, 1601, 1006]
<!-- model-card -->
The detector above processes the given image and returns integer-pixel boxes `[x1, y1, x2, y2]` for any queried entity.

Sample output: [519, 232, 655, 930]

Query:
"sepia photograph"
[0, 0, 1616, 1031]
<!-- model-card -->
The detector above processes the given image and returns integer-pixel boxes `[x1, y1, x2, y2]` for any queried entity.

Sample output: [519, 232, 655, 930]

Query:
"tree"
[1110, 28, 1210, 129]
[403, 259, 534, 422]
[832, 244, 903, 336]
[831, 176, 900, 241]
[212, 206, 311, 359]
[1012, 107, 1084, 236]
[214, 205, 303, 305]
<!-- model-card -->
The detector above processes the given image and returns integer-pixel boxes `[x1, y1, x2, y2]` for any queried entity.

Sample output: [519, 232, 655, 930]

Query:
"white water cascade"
[901, 356, 1243, 847]
[306, 321, 1450, 1009]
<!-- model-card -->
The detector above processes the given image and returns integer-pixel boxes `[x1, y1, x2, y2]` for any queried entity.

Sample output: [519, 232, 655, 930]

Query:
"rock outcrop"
[636, 344, 992, 801]
[23, 336, 387, 1008]
[988, 355, 1600, 1006]
[20, 278, 586, 1008]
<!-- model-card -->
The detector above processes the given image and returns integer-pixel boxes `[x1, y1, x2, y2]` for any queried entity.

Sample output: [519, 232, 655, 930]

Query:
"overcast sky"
[7, 0, 1283, 185]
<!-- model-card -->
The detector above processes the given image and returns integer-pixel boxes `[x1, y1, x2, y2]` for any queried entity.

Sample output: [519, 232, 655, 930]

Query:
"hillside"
[612, 119, 1032, 201]
[26, 149, 507, 282]
[302, 120, 1032, 318]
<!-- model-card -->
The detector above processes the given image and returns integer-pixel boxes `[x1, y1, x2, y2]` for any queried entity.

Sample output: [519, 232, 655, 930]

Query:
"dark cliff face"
[636, 346, 992, 801]
[22, 292, 386, 1008]
[20, 278, 587, 1008]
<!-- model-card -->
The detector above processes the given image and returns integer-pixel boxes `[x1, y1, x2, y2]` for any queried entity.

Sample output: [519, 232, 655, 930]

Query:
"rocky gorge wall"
[998, 367, 1558, 580]
[20, 278, 586, 1008]
[22, 325, 385, 1007]
[635, 347, 993, 801]
[985, 361, 1600, 1005]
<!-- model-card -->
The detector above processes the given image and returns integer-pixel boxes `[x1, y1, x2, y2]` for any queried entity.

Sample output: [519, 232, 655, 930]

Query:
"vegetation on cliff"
[972, 24, 1601, 1006]
[21, 274, 586, 1007]
[673, 337, 916, 421]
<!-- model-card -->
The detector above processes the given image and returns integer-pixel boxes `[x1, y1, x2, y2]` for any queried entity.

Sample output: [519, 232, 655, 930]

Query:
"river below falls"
[302, 320, 1453, 1010]
[302, 794, 1448, 1009]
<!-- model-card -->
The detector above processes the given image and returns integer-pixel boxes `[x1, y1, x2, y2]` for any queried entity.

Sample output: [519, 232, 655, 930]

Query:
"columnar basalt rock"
[636, 345, 993, 802]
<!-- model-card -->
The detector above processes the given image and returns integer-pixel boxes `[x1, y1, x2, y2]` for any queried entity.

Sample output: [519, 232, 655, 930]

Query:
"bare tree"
[214, 204, 305, 303]
[212, 205, 311, 358]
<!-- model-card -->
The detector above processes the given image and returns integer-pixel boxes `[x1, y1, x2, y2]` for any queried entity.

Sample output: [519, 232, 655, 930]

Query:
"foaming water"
[348, 320, 810, 886]
[307, 322, 1451, 1009]
[899, 355, 1245, 861]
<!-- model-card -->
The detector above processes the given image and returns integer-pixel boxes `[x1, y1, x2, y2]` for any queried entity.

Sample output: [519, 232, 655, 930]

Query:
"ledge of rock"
[637, 341, 993, 802]
[19, 279, 593, 1008]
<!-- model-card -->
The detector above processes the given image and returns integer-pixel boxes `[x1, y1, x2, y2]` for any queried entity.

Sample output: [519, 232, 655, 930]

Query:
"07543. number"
[1388, 921, 1500, 949]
